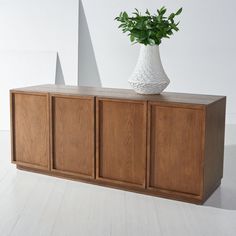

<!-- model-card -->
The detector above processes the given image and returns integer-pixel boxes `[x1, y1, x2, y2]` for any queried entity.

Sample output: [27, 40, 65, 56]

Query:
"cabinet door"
[11, 92, 50, 170]
[147, 103, 204, 196]
[51, 95, 95, 179]
[96, 98, 147, 188]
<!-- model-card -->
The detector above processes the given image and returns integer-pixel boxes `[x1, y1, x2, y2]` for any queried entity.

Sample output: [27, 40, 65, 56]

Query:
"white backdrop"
[0, 0, 78, 85]
[0, 0, 236, 130]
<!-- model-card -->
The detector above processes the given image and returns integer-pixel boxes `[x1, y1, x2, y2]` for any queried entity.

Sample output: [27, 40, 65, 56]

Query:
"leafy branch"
[115, 7, 182, 46]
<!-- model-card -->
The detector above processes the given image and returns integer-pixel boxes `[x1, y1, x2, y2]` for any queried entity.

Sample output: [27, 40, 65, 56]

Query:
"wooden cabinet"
[50, 95, 95, 179]
[11, 92, 50, 170]
[10, 85, 226, 204]
[96, 98, 147, 188]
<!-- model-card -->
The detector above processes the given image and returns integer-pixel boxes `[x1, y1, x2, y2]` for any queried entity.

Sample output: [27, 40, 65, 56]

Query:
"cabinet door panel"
[11, 92, 49, 170]
[148, 104, 203, 195]
[96, 99, 147, 188]
[51, 96, 94, 178]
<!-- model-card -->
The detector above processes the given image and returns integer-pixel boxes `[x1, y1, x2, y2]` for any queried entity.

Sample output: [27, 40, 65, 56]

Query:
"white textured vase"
[128, 45, 170, 94]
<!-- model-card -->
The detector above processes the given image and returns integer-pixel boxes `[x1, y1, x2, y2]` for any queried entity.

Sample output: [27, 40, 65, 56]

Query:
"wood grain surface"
[11, 92, 49, 170]
[11, 84, 225, 105]
[51, 95, 95, 179]
[147, 103, 204, 196]
[203, 98, 226, 200]
[96, 98, 147, 187]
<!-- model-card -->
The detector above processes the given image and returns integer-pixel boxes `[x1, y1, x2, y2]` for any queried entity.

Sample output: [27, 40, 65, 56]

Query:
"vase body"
[128, 45, 170, 94]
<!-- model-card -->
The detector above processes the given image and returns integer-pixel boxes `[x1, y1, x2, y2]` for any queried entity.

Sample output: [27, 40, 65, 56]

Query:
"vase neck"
[134, 44, 166, 79]
[138, 44, 161, 63]
[140, 44, 159, 49]
[139, 44, 160, 57]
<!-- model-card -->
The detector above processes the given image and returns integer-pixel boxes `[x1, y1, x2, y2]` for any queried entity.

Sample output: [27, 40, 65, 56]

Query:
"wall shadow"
[204, 145, 236, 210]
[78, 0, 101, 87]
[55, 53, 65, 85]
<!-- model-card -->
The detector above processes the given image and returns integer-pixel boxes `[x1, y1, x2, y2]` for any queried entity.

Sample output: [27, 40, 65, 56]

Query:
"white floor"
[0, 128, 236, 236]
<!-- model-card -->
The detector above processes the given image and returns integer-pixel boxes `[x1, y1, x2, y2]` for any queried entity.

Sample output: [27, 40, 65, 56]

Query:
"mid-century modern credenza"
[10, 84, 226, 204]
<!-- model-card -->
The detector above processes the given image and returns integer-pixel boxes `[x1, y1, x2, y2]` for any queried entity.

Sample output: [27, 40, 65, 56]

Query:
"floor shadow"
[55, 53, 65, 85]
[78, 0, 102, 87]
[204, 145, 236, 210]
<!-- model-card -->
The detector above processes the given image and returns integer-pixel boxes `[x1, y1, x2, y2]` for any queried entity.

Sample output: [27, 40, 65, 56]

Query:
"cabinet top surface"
[11, 84, 225, 105]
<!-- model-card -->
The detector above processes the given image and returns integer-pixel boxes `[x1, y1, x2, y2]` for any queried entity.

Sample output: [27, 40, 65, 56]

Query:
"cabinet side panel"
[204, 98, 226, 199]
[51, 96, 95, 178]
[10, 91, 16, 163]
[148, 104, 203, 195]
[12, 92, 49, 169]
[97, 99, 147, 187]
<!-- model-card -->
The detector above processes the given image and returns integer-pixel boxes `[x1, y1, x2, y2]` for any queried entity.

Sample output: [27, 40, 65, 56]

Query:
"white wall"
[0, 0, 235, 130]
[0, 0, 78, 85]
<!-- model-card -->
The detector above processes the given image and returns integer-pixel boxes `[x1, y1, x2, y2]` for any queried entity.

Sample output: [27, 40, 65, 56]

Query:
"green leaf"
[135, 21, 144, 30]
[122, 12, 128, 19]
[157, 15, 162, 22]
[159, 6, 166, 13]
[118, 24, 124, 28]
[171, 24, 179, 31]
[160, 8, 166, 15]
[168, 13, 175, 20]
[130, 34, 135, 42]
[132, 12, 140, 17]
[176, 8, 183, 15]
[145, 9, 150, 15]
[148, 38, 156, 45]
[146, 24, 152, 29]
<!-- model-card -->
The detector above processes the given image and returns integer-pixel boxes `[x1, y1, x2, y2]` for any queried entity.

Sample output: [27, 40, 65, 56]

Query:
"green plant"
[115, 6, 182, 46]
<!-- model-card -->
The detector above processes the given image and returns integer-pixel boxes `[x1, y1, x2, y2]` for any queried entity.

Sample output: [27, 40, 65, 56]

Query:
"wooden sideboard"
[10, 84, 226, 204]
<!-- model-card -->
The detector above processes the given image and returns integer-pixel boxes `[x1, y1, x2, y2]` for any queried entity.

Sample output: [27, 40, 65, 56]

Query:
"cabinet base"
[16, 165, 221, 205]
